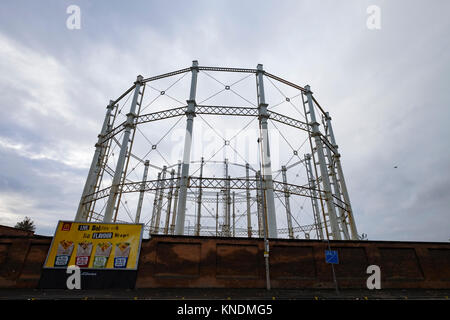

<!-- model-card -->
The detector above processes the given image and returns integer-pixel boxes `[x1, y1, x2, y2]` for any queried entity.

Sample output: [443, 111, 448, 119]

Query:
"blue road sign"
[325, 250, 339, 264]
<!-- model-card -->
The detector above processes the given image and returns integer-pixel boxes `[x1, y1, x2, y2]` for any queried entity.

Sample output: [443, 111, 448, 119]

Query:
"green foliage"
[15, 216, 36, 232]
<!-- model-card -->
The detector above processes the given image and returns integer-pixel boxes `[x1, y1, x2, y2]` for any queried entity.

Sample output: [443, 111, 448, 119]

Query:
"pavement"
[0, 288, 449, 300]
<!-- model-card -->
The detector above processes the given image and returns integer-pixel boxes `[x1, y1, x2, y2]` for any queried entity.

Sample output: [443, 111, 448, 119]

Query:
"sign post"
[325, 250, 339, 264]
[325, 249, 339, 294]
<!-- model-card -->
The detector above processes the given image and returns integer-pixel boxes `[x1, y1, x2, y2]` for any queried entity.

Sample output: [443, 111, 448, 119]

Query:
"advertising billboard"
[44, 221, 143, 270]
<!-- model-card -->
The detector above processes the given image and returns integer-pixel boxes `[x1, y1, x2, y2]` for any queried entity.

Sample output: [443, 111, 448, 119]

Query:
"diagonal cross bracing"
[82, 176, 326, 206]
[99, 105, 312, 145]
[136, 106, 187, 124]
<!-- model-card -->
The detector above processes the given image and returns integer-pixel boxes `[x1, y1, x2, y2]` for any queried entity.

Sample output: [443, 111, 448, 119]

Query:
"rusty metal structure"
[74, 61, 359, 241]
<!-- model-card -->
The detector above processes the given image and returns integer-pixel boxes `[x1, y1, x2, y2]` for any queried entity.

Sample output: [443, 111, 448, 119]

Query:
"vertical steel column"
[225, 159, 229, 228]
[175, 60, 199, 235]
[227, 175, 232, 236]
[256, 64, 277, 238]
[322, 114, 350, 240]
[87, 102, 118, 222]
[215, 192, 219, 236]
[220, 190, 226, 236]
[164, 169, 175, 234]
[305, 154, 324, 240]
[258, 171, 271, 290]
[195, 157, 204, 236]
[150, 172, 162, 234]
[227, 174, 232, 237]
[281, 166, 294, 239]
[222, 159, 231, 236]
[104, 76, 143, 222]
[170, 161, 181, 235]
[75, 101, 114, 221]
[113, 84, 146, 223]
[245, 163, 252, 237]
[255, 170, 264, 238]
[304, 85, 341, 239]
[324, 112, 358, 239]
[155, 166, 167, 233]
[135, 160, 149, 223]
[232, 191, 236, 237]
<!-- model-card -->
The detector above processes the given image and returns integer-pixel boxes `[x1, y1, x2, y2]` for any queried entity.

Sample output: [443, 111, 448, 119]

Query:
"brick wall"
[0, 236, 51, 288]
[1, 234, 449, 289]
[135, 235, 450, 289]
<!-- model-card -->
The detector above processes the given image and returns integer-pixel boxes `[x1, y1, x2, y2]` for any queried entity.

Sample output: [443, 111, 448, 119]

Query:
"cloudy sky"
[0, 0, 449, 242]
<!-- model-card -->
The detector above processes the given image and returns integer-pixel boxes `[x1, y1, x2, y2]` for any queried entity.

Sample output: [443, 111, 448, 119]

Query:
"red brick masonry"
[1, 234, 449, 289]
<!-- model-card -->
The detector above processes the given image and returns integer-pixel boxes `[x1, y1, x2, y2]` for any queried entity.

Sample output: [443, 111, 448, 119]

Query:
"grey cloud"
[0, 0, 449, 241]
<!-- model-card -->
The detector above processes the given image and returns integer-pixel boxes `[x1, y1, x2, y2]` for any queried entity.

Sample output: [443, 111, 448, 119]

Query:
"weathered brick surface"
[135, 236, 450, 289]
[0, 237, 51, 288]
[1, 234, 449, 289]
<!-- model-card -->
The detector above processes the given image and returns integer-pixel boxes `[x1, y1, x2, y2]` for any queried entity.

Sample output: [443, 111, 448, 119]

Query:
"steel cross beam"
[99, 120, 127, 145]
[137, 65, 308, 93]
[197, 66, 257, 74]
[277, 223, 322, 235]
[264, 72, 307, 92]
[81, 176, 325, 206]
[82, 186, 111, 204]
[268, 110, 310, 132]
[197, 105, 311, 132]
[196, 105, 258, 117]
[141, 222, 323, 237]
[320, 133, 339, 156]
[109, 65, 311, 114]
[142, 68, 191, 83]
[100, 104, 312, 146]
[136, 106, 187, 125]
[186, 195, 256, 204]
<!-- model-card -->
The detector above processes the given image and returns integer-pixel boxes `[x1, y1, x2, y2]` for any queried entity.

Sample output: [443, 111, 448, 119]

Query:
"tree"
[15, 216, 36, 232]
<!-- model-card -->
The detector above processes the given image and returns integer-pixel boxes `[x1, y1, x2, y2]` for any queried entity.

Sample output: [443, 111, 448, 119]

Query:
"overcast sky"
[0, 0, 449, 242]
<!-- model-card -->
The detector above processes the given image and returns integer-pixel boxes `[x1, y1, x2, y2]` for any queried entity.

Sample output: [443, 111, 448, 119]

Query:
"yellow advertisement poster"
[44, 221, 143, 270]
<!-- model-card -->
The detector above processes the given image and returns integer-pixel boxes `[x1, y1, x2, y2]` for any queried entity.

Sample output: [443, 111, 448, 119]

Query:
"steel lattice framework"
[74, 61, 359, 241]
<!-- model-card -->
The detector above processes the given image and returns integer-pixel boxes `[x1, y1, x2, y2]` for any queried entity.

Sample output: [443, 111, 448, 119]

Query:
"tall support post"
[135, 160, 149, 223]
[322, 115, 350, 240]
[281, 166, 294, 239]
[113, 83, 145, 223]
[75, 100, 114, 221]
[232, 191, 236, 237]
[227, 175, 232, 237]
[175, 60, 199, 235]
[255, 171, 264, 238]
[155, 166, 167, 233]
[324, 112, 358, 239]
[256, 64, 277, 238]
[170, 161, 181, 235]
[195, 157, 204, 236]
[103, 75, 143, 222]
[222, 159, 231, 236]
[86, 105, 117, 222]
[164, 169, 175, 234]
[150, 172, 162, 234]
[220, 190, 226, 236]
[227, 173, 232, 237]
[304, 85, 341, 240]
[305, 154, 324, 240]
[258, 171, 271, 290]
[215, 192, 219, 236]
[245, 163, 252, 237]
